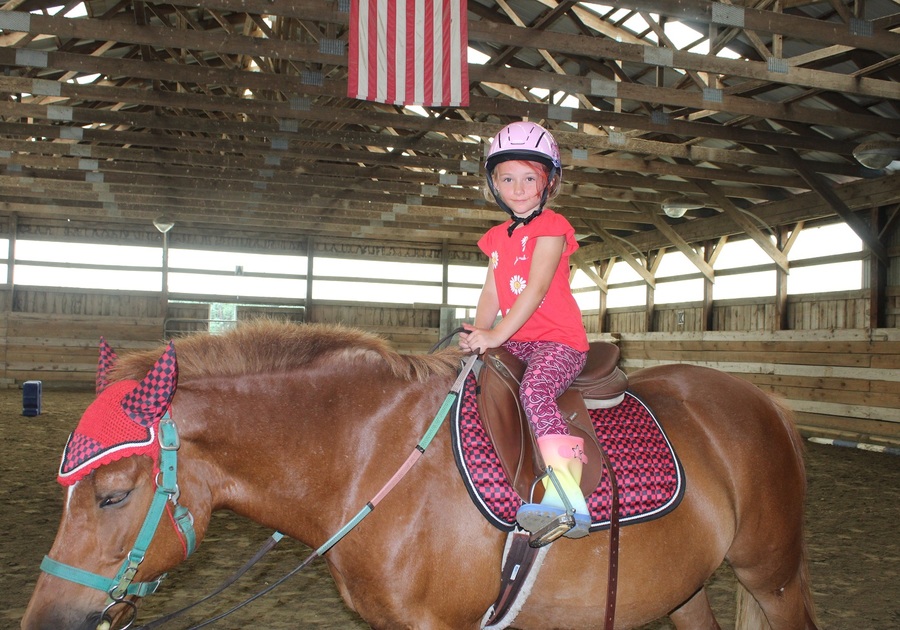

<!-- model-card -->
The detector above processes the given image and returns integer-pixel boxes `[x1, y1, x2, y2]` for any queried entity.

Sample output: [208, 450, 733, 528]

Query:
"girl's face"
[492, 160, 548, 217]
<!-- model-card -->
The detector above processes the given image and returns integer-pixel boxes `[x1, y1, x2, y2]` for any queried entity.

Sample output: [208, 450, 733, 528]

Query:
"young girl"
[459, 121, 591, 538]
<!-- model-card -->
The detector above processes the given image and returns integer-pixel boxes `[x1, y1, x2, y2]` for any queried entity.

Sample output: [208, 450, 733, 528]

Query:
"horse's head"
[22, 339, 192, 630]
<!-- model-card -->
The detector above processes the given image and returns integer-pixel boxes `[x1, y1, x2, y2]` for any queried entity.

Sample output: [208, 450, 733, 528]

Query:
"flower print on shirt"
[514, 235, 529, 265]
[490, 250, 499, 269]
[510, 275, 526, 295]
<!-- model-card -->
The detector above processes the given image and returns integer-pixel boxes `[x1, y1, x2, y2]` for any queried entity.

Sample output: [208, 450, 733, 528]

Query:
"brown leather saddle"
[475, 342, 628, 501]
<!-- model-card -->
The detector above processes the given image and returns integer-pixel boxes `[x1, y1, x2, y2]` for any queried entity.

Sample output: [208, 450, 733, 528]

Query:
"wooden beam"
[574, 259, 608, 291]
[3, 7, 898, 104]
[777, 148, 888, 264]
[603, 0, 900, 54]
[578, 176, 900, 261]
[646, 209, 716, 282]
[695, 180, 790, 273]
[0, 49, 868, 155]
[581, 221, 655, 288]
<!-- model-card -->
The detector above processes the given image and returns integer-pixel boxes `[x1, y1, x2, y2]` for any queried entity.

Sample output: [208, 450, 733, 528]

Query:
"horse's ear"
[96, 336, 119, 394]
[121, 341, 178, 428]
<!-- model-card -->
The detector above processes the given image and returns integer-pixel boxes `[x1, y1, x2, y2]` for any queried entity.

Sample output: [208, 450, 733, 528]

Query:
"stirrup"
[517, 503, 591, 546]
[525, 511, 575, 547]
[517, 466, 590, 546]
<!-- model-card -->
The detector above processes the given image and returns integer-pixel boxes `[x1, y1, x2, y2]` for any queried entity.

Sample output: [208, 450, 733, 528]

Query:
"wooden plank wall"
[165, 303, 212, 337]
[585, 291, 898, 444]
[888, 286, 900, 327]
[605, 329, 900, 446]
[3, 286, 898, 446]
[589, 291, 872, 334]
[307, 303, 441, 353]
[2, 288, 442, 387]
[6, 312, 163, 386]
[237, 305, 306, 323]
[4, 287, 164, 387]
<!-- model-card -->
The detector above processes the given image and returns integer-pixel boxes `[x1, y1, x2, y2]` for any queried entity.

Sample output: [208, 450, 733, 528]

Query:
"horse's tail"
[734, 581, 768, 630]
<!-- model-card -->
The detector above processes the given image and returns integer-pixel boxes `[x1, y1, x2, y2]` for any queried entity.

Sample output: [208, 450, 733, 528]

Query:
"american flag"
[348, 0, 469, 108]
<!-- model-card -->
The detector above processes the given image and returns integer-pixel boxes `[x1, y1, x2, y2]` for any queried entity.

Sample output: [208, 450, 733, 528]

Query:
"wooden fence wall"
[601, 329, 900, 446]
[586, 290, 875, 334]
[2, 284, 897, 445]
[0, 285, 439, 388]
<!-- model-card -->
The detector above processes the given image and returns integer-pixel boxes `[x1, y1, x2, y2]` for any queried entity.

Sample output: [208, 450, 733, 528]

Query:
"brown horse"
[22, 321, 819, 630]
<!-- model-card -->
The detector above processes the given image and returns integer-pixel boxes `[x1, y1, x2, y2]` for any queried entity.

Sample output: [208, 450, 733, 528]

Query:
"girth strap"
[482, 532, 547, 629]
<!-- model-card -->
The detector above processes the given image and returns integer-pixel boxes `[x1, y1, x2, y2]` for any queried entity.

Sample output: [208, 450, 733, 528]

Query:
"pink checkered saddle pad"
[451, 372, 685, 532]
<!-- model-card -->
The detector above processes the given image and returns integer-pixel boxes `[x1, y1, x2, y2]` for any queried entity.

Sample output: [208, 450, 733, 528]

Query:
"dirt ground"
[2, 388, 898, 629]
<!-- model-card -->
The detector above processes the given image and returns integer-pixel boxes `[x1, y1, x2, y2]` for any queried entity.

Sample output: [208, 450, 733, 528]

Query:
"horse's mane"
[108, 319, 464, 384]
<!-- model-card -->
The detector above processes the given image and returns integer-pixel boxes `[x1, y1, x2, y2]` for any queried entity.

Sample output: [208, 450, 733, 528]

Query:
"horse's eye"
[99, 491, 131, 509]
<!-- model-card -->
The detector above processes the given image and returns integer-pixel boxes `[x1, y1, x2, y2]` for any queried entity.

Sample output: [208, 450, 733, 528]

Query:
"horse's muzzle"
[21, 608, 109, 630]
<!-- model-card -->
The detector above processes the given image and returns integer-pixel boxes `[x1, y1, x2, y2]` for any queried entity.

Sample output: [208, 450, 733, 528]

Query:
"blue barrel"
[23, 380, 42, 417]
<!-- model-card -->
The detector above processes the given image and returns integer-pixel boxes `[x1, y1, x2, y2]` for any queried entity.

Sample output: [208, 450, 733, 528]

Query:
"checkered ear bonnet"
[96, 336, 118, 394]
[58, 342, 179, 486]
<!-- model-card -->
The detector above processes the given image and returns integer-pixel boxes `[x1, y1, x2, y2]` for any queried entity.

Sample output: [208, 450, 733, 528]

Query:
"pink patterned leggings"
[504, 340, 588, 437]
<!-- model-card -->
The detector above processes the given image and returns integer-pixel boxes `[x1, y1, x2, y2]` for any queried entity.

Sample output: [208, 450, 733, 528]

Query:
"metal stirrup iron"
[526, 466, 577, 547]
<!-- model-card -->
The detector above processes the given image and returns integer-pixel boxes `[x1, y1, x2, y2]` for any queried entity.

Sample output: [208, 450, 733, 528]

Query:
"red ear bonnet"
[58, 341, 178, 486]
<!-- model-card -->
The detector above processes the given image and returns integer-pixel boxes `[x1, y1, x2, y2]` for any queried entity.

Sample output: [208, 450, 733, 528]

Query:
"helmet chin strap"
[506, 207, 543, 236]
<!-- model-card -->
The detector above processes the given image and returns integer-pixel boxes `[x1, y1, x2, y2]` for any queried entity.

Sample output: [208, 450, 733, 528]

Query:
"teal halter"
[40, 412, 196, 614]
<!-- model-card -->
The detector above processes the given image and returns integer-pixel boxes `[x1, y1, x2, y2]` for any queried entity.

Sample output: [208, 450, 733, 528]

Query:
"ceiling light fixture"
[661, 198, 704, 219]
[153, 216, 175, 233]
[852, 140, 900, 170]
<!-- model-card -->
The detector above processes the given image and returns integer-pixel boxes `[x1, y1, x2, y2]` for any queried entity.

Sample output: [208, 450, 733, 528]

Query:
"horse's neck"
[177, 367, 454, 544]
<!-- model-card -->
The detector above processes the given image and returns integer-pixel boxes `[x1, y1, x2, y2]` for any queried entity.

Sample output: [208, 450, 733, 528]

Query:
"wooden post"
[598, 260, 609, 334]
[868, 206, 889, 330]
[160, 229, 169, 319]
[774, 227, 789, 331]
[702, 240, 714, 332]
[441, 240, 449, 306]
[306, 236, 315, 320]
[7, 213, 16, 292]
[645, 284, 655, 333]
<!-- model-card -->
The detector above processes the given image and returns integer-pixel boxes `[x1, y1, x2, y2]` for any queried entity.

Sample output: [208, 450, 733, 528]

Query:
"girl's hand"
[459, 323, 503, 355]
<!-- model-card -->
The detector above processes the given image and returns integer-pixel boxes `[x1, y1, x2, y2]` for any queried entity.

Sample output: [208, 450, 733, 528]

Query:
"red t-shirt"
[478, 209, 589, 351]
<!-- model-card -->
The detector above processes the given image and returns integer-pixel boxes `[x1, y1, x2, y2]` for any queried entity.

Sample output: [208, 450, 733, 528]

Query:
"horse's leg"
[668, 586, 721, 630]
[728, 479, 819, 630]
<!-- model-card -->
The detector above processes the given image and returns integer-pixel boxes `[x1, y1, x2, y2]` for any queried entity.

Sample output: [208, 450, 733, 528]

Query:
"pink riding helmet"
[485, 121, 562, 222]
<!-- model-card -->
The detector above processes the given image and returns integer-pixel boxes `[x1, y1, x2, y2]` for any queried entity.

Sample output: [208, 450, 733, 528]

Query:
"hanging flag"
[348, 0, 469, 107]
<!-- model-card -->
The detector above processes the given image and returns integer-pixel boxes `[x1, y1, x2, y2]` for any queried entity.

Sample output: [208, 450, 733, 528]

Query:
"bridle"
[39, 412, 197, 629]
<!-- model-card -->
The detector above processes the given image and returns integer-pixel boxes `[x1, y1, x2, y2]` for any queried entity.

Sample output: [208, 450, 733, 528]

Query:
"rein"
[308, 353, 478, 553]
[40, 413, 197, 629]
